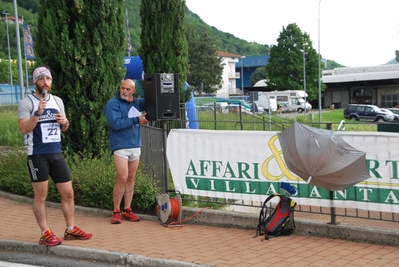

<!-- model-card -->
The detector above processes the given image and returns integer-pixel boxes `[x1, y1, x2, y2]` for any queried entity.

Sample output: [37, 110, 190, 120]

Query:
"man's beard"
[121, 95, 132, 101]
[37, 85, 51, 95]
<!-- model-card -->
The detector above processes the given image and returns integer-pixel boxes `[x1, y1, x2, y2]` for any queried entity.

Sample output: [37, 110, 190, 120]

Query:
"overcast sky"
[185, 0, 399, 68]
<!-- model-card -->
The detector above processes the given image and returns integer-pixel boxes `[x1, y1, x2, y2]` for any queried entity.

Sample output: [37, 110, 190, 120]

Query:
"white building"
[216, 51, 241, 98]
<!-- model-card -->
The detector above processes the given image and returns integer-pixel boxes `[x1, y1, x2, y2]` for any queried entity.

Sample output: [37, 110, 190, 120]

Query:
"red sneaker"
[111, 209, 122, 224]
[64, 225, 92, 240]
[39, 229, 62, 247]
[122, 207, 140, 222]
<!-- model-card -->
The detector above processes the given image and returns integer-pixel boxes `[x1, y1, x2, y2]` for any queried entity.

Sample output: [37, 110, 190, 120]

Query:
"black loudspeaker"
[143, 73, 181, 121]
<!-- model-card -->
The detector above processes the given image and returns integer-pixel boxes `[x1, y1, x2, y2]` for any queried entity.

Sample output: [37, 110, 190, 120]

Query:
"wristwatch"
[34, 111, 42, 117]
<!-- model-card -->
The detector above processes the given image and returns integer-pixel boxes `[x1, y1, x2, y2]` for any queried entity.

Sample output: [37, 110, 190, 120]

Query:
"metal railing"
[140, 106, 398, 226]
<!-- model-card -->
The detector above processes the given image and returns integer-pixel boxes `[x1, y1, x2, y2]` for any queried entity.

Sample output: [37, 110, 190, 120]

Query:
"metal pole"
[268, 96, 272, 131]
[326, 123, 337, 225]
[303, 43, 307, 113]
[22, 16, 29, 91]
[318, 0, 322, 127]
[161, 121, 169, 193]
[241, 56, 245, 100]
[13, 0, 25, 100]
[2, 10, 14, 105]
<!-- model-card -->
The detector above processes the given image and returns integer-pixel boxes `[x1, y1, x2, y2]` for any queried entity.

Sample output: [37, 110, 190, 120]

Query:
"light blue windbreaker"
[104, 92, 145, 152]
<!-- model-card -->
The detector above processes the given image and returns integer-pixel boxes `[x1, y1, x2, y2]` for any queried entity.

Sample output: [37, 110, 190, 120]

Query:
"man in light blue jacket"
[104, 79, 148, 224]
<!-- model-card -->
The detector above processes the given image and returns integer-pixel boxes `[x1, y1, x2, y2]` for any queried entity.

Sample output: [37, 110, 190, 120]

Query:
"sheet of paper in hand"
[128, 106, 142, 125]
[128, 106, 141, 118]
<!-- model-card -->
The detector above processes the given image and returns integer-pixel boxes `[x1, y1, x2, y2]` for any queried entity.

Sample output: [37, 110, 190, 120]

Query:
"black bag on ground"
[254, 193, 297, 241]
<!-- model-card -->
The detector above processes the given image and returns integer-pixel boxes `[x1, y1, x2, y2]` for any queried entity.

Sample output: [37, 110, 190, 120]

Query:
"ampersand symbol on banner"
[261, 135, 299, 181]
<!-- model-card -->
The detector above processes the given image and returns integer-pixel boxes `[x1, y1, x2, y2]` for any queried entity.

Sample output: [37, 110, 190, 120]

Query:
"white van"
[254, 98, 278, 112]
[258, 90, 312, 113]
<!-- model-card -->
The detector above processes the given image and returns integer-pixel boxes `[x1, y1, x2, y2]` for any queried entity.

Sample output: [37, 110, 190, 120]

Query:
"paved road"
[1, 191, 399, 267]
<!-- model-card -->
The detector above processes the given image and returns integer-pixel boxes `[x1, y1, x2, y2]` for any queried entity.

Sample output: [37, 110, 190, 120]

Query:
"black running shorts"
[27, 153, 72, 183]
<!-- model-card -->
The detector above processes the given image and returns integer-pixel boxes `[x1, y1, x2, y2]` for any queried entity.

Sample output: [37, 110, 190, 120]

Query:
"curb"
[0, 191, 209, 267]
[0, 239, 210, 267]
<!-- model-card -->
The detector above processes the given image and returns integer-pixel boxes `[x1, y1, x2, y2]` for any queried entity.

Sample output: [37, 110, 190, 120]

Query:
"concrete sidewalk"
[1, 191, 399, 267]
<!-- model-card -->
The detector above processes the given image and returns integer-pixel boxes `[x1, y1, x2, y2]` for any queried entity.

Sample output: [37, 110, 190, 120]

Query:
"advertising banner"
[167, 129, 399, 213]
[23, 22, 35, 59]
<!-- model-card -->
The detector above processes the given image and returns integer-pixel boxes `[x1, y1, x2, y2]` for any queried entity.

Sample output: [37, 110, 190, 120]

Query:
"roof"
[322, 64, 399, 85]
[254, 79, 267, 87]
[1, 16, 23, 23]
[385, 58, 399, 65]
[217, 51, 242, 58]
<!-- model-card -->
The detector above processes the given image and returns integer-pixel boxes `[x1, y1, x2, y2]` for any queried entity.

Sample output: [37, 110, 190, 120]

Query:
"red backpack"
[254, 193, 297, 241]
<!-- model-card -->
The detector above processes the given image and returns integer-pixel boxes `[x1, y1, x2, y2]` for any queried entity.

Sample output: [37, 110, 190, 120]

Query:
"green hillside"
[0, 0, 341, 67]
[0, 0, 269, 60]
[0, 0, 38, 59]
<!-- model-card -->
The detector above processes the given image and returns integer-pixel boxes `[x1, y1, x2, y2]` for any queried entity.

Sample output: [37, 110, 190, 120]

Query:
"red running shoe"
[64, 225, 92, 240]
[122, 207, 140, 222]
[39, 229, 62, 247]
[111, 209, 122, 224]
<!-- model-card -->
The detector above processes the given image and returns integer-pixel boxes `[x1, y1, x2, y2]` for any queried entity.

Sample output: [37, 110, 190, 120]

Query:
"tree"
[0, 59, 35, 85]
[185, 23, 223, 94]
[250, 66, 267, 87]
[265, 23, 322, 101]
[35, 0, 126, 156]
[139, 0, 189, 102]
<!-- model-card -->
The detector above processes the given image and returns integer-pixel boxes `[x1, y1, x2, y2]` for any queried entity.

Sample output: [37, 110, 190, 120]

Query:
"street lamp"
[303, 42, 308, 113]
[2, 10, 13, 105]
[318, 0, 322, 126]
[240, 56, 245, 100]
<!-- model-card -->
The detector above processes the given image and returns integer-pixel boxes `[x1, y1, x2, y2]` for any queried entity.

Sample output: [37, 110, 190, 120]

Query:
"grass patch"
[1, 108, 380, 147]
[195, 108, 379, 132]
[0, 107, 24, 146]
[194, 97, 218, 106]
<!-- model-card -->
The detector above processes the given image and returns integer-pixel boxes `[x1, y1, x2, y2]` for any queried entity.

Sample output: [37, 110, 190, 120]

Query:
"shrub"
[0, 148, 159, 213]
[131, 166, 160, 213]
[0, 148, 32, 196]
[66, 151, 159, 213]
[66, 152, 116, 210]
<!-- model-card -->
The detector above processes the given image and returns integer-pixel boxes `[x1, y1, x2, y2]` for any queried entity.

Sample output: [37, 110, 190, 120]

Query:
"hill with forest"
[0, 0, 341, 68]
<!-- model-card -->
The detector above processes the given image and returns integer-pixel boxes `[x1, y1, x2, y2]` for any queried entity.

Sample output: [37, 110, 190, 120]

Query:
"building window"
[381, 94, 399, 108]
[352, 89, 372, 104]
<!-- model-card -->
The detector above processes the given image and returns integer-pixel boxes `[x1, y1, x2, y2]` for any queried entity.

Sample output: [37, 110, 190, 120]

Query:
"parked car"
[247, 101, 265, 113]
[217, 99, 264, 114]
[197, 102, 228, 111]
[343, 104, 395, 122]
[388, 108, 399, 121]
[277, 102, 291, 113]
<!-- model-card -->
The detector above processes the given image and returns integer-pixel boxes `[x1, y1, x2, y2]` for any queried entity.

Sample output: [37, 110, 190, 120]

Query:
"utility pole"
[303, 42, 308, 113]
[13, 0, 25, 100]
[2, 10, 13, 104]
[240, 56, 245, 99]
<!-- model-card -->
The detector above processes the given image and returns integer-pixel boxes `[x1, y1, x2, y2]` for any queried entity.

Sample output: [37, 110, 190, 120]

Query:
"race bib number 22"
[41, 122, 61, 143]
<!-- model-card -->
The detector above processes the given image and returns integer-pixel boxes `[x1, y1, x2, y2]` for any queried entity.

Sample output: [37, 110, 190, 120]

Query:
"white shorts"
[113, 148, 141, 162]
